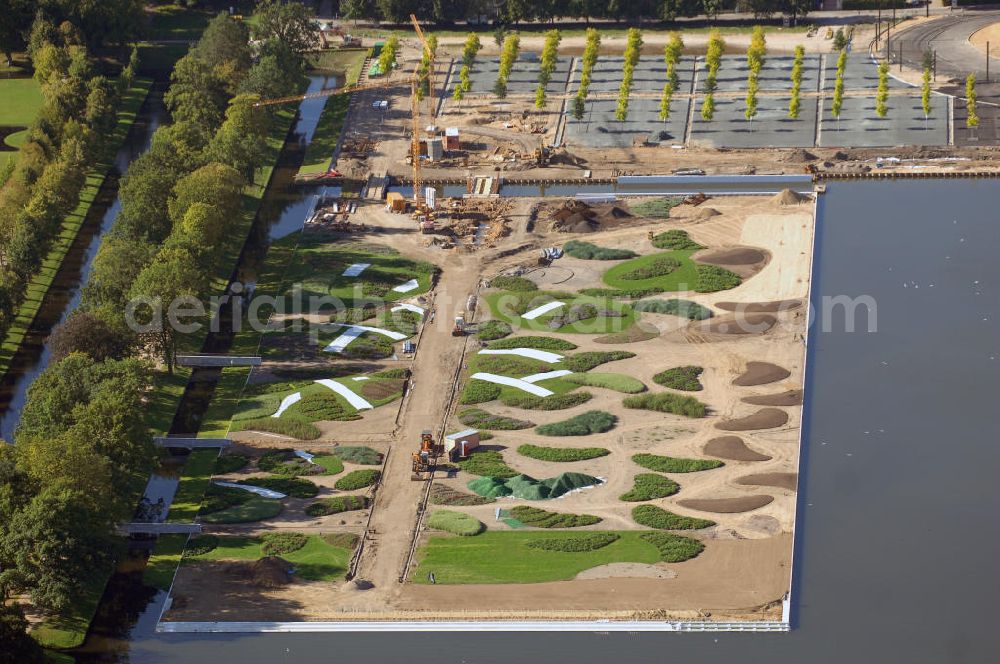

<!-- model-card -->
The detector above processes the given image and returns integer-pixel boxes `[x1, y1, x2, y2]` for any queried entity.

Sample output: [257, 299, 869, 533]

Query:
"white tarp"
[352, 376, 369, 381]
[521, 301, 565, 320]
[470, 372, 554, 397]
[342, 263, 371, 277]
[314, 378, 374, 410]
[212, 481, 286, 499]
[273, 392, 302, 417]
[323, 324, 408, 353]
[478, 348, 564, 363]
[392, 278, 420, 293]
[391, 303, 425, 316]
[521, 369, 573, 384]
[293, 450, 316, 464]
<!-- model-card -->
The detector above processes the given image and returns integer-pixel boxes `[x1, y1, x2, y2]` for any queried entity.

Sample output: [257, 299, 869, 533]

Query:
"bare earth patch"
[703, 436, 772, 461]
[692, 312, 776, 335]
[733, 361, 791, 386]
[696, 247, 768, 266]
[679, 495, 775, 513]
[715, 299, 802, 313]
[736, 473, 798, 492]
[742, 389, 803, 406]
[716, 408, 789, 431]
[576, 563, 678, 580]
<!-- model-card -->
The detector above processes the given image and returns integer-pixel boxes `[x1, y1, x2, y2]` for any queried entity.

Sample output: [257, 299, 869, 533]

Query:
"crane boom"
[409, 14, 436, 116]
[253, 78, 402, 107]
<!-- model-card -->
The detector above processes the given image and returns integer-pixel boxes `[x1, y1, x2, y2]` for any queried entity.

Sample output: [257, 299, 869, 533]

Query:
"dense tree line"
[0, 18, 132, 342]
[340, 0, 812, 25]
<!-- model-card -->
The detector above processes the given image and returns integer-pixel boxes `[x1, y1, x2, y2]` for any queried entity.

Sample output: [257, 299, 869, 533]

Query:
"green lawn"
[30, 573, 110, 649]
[143, 533, 189, 591]
[413, 531, 670, 584]
[144, 4, 211, 41]
[185, 534, 353, 581]
[167, 449, 219, 522]
[298, 93, 351, 176]
[0, 77, 42, 171]
[0, 79, 154, 381]
[485, 292, 636, 334]
[602, 250, 700, 292]
[308, 48, 368, 84]
[199, 496, 283, 524]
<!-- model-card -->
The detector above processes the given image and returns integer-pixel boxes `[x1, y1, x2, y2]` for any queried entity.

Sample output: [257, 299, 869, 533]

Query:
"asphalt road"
[888, 10, 1000, 78]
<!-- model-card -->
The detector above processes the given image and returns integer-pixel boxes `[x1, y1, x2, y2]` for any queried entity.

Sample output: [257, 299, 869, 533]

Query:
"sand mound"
[693, 313, 776, 335]
[576, 563, 677, 580]
[716, 408, 789, 431]
[703, 436, 772, 462]
[743, 514, 782, 535]
[742, 389, 803, 407]
[772, 189, 809, 205]
[248, 557, 294, 588]
[679, 495, 774, 513]
[733, 362, 791, 386]
[736, 473, 798, 492]
[715, 299, 801, 313]
[696, 247, 768, 266]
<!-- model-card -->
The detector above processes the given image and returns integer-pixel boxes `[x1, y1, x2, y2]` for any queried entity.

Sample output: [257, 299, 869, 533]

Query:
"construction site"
[154, 12, 994, 629]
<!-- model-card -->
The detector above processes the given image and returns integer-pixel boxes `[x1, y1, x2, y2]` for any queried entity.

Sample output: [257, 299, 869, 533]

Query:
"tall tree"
[207, 94, 270, 182]
[252, 0, 317, 55]
[966, 73, 979, 129]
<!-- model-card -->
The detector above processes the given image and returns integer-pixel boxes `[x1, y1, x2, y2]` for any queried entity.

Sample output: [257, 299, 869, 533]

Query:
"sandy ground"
[969, 21, 1000, 57]
[164, 191, 814, 623]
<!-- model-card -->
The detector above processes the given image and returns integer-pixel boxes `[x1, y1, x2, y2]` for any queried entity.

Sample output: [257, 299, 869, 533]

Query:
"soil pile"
[716, 408, 789, 431]
[679, 495, 774, 513]
[736, 473, 798, 492]
[733, 362, 791, 386]
[248, 557, 294, 588]
[742, 389, 803, 407]
[779, 149, 817, 163]
[772, 189, 809, 205]
[703, 436, 772, 462]
[548, 200, 633, 233]
[688, 206, 721, 221]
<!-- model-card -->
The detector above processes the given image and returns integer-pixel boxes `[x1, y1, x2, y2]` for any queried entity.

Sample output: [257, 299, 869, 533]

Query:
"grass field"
[413, 531, 675, 584]
[166, 449, 219, 522]
[30, 573, 110, 649]
[485, 292, 636, 334]
[0, 79, 154, 382]
[143, 533, 189, 591]
[602, 250, 699, 292]
[184, 534, 353, 581]
[299, 93, 352, 175]
[0, 76, 42, 172]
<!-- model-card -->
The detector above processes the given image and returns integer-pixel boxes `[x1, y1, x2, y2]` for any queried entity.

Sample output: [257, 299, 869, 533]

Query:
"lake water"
[76, 180, 1000, 662]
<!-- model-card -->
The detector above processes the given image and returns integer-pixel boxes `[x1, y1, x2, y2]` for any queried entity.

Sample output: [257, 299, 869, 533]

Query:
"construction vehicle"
[411, 430, 443, 481]
[452, 315, 467, 336]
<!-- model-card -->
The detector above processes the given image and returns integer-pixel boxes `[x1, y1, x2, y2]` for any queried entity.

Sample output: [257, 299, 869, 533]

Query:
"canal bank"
[68, 177, 1000, 663]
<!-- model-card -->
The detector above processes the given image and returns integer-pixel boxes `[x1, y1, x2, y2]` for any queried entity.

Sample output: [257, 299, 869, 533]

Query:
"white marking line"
[520, 369, 572, 384]
[478, 348, 564, 363]
[323, 324, 408, 353]
[341, 263, 371, 277]
[272, 392, 302, 417]
[470, 372, 554, 397]
[521, 301, 565, 320]
[212, 481, 286, 499]
[392, 278, 420, 293]
[314, 378, 374, 410]
[391, 303, 426, 316]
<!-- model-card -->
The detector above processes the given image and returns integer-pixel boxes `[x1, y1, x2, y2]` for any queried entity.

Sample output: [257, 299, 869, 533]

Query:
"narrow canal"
[76, 179, 1000, 663]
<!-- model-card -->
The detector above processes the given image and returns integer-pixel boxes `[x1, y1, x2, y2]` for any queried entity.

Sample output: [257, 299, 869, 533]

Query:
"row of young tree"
[0, 19, 134, 344]
[340, 0, 813, 26]
[0, 5, 316, 656]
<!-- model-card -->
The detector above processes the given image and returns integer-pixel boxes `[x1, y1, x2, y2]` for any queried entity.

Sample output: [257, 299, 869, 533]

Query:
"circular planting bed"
[733, 361, 791, 386]
[716, 408, 789, 431]
[735, 472, 798, 492]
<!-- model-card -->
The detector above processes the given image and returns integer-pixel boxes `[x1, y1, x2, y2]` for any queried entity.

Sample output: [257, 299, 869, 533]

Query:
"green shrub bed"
[623, 392, 707, 418]
[517, 444, 610, 462]
[653, 366, 704, 391]
[634, 299, 713, 319]
[184, 535, 219, 557]
[477, 320, 513, 340]
[260, 532, 308, 555]
[430, 484, 495, 506]
[536, 410, 617, 436]
[639, 531, 705, 562]
[240, 477, 319, 498]
[695, 264, 742, 292]
[332, 446, 383, 465]
[564, 372, 646, 393]
[579, 287, 665, 299]
[619, 473, 680, 501]
[334, 469, 381, 490]
[200, 484, 252, 514]
[289, 392, 361, 422]
[618, 256, 682, 281]
[499, 391, 592, 410]
[305, 495, 368, 516]
[487, 336, 578, 351]
[199, 497, 283, 524]
[526, 533, 619, 552]
[458, 408, 534, 430]
[509, 505, 601, 528]
[215, 454, 249, 474]
[457, 450, 518, 479]
[491, 275, 538, 291]
[564, 351, 635, 372]
[632, 505, 716, 530]
[630, 197, 682, 219]
[632, 453, 723, 473]
[427, 510, 485, 536]
[258, 449, 333, 477]
[563, 240, 638, 260]
[232, 417, 321, 440]
[652, 229, 704, 250]
[459, 380, 502, 404]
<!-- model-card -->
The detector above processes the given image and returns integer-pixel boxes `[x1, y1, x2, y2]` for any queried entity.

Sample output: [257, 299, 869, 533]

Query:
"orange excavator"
[411, 429, 443, 481]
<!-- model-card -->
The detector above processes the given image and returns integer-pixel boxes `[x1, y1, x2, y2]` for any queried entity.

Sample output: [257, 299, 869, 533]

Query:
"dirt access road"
[345, 243, 479, 607]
